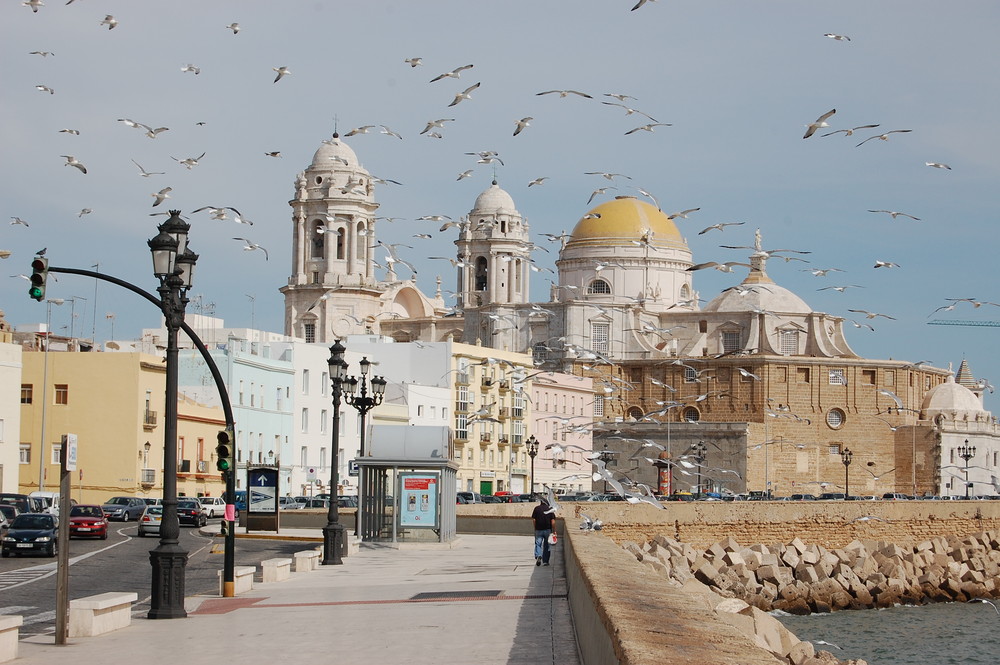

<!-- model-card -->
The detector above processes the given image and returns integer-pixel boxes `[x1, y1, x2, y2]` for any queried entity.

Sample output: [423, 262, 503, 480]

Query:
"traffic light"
[216, 429, 233, 473]
[29, 257, 48, 301]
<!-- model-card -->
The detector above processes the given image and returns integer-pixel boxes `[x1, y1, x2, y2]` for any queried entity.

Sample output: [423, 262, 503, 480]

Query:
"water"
[775, 601, 1000, 665]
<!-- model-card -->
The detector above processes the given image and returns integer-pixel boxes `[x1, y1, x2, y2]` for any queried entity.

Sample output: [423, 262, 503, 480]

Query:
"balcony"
[512, 408, 524, 420]
[456, 372, 470, 386]
[143, 410, 157, 429]
[479, 433, 491, 444]
[481, 377, 494, 390]
[140, 468, 156, 486]
[497, 437, 510, 448]
[497, 408, 509, 421]
[497, 380, 509, 393]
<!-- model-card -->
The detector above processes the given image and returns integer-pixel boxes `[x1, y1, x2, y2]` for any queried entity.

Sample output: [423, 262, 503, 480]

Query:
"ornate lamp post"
[526, 435, 539, 495]
[841, 447, 853, 500]
[958, 440, 976, 500]
[693, 440, 708, 496]
[596, 442, 617, 495]
[146, 210, 198, 619]
[322, 340, 348, 564]
[343, 356, 386, 540]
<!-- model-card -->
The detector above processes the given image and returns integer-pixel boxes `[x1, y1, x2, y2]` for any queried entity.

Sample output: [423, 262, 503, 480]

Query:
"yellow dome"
[567, 196, 683, 248]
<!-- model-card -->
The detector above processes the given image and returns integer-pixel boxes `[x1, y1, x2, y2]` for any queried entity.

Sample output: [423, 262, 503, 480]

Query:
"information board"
[398, 473, 439, 529]
[247, 467, 278, 513]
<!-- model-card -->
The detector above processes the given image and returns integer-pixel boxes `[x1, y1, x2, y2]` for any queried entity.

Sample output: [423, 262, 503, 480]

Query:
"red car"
[68, 505, 108, 539]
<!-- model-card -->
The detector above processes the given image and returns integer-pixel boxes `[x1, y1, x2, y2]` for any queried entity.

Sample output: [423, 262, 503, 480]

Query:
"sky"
[2, 0, 999, 408]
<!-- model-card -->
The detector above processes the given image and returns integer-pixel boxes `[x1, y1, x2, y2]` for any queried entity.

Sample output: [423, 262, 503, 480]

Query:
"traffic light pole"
[43, 265, 239, 597]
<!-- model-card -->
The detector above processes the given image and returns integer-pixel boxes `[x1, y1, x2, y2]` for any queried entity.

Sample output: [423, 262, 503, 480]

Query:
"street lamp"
[596, 442, 617, 495]
[526, 435, 539, 495]
[343, 355, 386, 540]
[146, 210, 197, 619]
[841, 447, 853, 500]
[692, 441, 708, 496]
[958, 440, 976, 500]
[322, 340, 348, 565]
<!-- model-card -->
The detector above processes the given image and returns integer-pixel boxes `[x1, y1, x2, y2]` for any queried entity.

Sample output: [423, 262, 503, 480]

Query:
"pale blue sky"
[2, 1, 999, 404]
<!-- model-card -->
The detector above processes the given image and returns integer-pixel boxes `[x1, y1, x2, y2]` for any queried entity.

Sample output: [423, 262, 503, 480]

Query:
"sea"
[774, 601, 1000, 665]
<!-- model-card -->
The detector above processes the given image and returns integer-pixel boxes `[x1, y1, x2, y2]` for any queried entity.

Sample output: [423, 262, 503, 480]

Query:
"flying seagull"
[233, 238, 269, 260]
[513, 117, 533, 136]
[272, 66, 291, 83]
[868, 209, 920, 220]
[803, 108, 836, 139]
[822, 124, 879, 137]
[61, 155, 87, 173]
[625, 123, 672, 135]
[171, 152, 206, 169]
[226, 23, 240, 34]
[448, 82, 480, 107]
[404, 57, 422, 67]
[151, 187, 172, 206]
[823, 33, 851, 41]
[698, 222, 745, 235]
[131, 160, 164, 177]
[536, 89, 593, 99]
[429, 64, 473, 83]
[925, 161, 952, 170]
[856, 129, 912, 147]
[849, 309, 896, 320]
[35, 85, 54, 95]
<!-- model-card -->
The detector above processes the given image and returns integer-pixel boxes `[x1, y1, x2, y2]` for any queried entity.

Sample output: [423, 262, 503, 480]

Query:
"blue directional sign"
[247, 467, 278, 513]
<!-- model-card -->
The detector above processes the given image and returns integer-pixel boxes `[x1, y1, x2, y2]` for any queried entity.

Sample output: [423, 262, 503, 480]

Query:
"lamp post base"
[322, 522, 345, 565]
[148, 545, 188, 619]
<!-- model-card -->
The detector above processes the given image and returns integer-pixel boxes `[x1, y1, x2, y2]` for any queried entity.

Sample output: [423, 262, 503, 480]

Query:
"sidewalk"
[15, 533, 581, 665]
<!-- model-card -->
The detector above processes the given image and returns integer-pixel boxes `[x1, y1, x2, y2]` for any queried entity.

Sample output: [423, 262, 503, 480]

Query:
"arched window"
[311, 220, 325, 259]
[683, 407, 700, 422]
[474, 257, 488, 291]
[356, 222, 365, 259]
[588, 279, 611, 295]
[626, 406, 644, 421]
[336, 229, 345, 260]
[680, 284, 690, 299]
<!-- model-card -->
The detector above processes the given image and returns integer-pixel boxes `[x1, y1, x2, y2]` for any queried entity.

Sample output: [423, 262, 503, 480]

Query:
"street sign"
[247, 467, 278, 512]
[306, 467, 317, 482]
[348, 460, 359, 476]
[62, 433, 77, 472]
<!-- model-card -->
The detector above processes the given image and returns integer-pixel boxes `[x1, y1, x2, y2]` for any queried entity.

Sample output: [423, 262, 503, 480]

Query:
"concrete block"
[294, 549, 321, 572]
[0, 616, 22, 664]
[221, 565, 256, 595]
[68, 592, 138, 638]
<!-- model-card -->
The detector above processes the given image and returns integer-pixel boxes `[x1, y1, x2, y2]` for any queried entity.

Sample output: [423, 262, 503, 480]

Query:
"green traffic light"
[217, 459, 231, 472]
[29, 286, 44, 301]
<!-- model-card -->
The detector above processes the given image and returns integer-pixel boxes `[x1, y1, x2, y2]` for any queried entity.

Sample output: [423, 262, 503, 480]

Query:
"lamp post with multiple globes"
[343, 356, 386, 540]
[841, 447, 853, 500]
[958, 440, 977, 500]
[526, 435, 539, 495]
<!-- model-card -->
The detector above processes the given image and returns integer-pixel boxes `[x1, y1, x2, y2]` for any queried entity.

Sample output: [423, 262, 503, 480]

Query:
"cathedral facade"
[282, 134, 981, 498]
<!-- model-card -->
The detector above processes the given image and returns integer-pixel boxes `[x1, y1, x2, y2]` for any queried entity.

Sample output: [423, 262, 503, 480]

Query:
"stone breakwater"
[625, 530, 1000, 615]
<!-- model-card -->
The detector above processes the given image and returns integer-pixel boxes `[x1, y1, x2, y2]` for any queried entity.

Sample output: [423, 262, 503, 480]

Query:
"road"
[0, 519, 311, 639]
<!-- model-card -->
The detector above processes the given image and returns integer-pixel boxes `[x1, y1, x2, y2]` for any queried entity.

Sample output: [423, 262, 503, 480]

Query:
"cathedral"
[281, 133, 999, 498]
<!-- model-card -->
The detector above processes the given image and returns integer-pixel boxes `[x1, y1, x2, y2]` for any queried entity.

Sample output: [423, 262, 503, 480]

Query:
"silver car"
[137, 505, 162, 537]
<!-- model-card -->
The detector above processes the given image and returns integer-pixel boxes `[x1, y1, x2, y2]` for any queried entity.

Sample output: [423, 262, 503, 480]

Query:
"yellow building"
[18, 346, 224, 505]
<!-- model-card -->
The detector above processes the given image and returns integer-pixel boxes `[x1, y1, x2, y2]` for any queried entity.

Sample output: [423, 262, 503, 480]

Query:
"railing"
[498, 380, 509, 393]
[481, 377, 494, 389]
[498, 408, 510, 421]
[178, 459, 191, 473]
[143, 410, 157, 427]
[479, 433, 491, 443]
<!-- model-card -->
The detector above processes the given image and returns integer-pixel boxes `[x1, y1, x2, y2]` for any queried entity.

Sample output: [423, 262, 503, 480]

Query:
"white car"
[198, 496, 226, 518]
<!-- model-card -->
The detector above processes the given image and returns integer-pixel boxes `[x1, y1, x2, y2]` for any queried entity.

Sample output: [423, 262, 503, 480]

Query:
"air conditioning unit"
[178, 459, 191, 472]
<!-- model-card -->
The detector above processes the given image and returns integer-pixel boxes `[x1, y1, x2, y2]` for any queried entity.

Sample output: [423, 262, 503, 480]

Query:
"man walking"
[531, 496, 556, 566]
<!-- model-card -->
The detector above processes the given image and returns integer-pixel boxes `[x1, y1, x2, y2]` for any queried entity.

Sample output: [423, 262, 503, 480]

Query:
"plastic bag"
[548, 532, 558, 545]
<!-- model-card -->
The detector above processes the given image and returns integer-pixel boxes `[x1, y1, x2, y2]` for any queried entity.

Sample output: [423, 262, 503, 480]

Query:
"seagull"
[737, 368, 761, 381]
[601, 101, 658, 121]
[456, 170, 473, 181]
[925, 161, 952, 170]
[180, 64, 200, 75]
[803, 109, 836, 139]
[527, 177, 549, 187]
[668, 208, 701, 219]
[78, 208, 92, 217]
[448, 82, 480, 107]
[23, 0, 44, 13]
[873, 260, 901, 269]
[264, 151, 282, 158]
[99, 14, 118, 29]
[536, 89, 593, 99]
[969, 599, 1000, 616]
[226, 22, 240, 34]
[865, 467, 896, 481]
[698, 222, 745, 235]
[417, 214, 452, 222]
[272, 66, 291, 83]
[379, 125, 403, 139]
[191, 205, 242, 220]
[801, 267, 845, 276]
[138, 123, 169, 139]
[513, 117, 533, 136]
[131, 160, 164, 177]
[345, 125, 374, 136]
[58, 128, 79, 135]
[588, 187, 617, 204]
[868, 209, 920, 220]
[687, 261, 751, 273]
[636, 188, 661, 210]
[404, 57, 422, 67]
[817, 285, 864, 292]
[631, 0, 657, 10]
[10, 217, 30, 227]
[849, 309, 896, 320]
[171, 152, 206, 169]
[151, 187, 172, 207]
[856, 129, 912, 147]
[61, 155, 87, 173]
[625, 123, 671, 135]
[429, 64, 473, 83]
[420, 118, 454, 134]
[876, 388, 904, 410]
[29, 51, 54, 57]
[35, 85, 55, 95]
[823, 33, 851, 42]
[821, 124, 879, 137]
[233, 238, 268, 260]
[585, 171, 632, 181]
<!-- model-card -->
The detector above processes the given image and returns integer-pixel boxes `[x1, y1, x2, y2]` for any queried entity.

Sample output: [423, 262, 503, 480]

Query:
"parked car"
[789, 494, 818, 501]
[2, 513, 58, 557]
[143, 497, 163, 506]
[456, 495, 469, 504]
[882, 493, 910, 500]
[481, 495, 504, 504]
[177, 499, 208, 527]
[299, 498, 329, 509]
[0, 504, 18, 523]
[0, 511, 9, 537]
[198, 496, 226, 518]
[819, 492, 846, 501]
[279, 496, 303, 510]
[137, 505, 163, 537]
[456, 492, 483, 504]
[68, 505, 108, 539]
[101, 496, 147, 522]
[0, 493, 45, 515]
[338, 496, 358, 508]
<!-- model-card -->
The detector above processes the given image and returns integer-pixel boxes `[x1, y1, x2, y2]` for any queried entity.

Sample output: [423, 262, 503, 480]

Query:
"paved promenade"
[15, 533, 580, 665]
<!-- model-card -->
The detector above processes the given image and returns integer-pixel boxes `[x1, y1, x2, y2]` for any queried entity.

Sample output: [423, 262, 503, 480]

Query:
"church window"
[514, 259, 521, 293]
[311, 220, 325, 258]
[722, 331, 740, 354]
[593, 398, 604, 417]
[588, 279, 611, 295]
[312, 272, 319, 284]
[532, 343, 548, 365]
[780, 330, 798, 355]
[475, 257, 488, 291]
[683, 407, 700, 422]
[680, 284, 690, 299]
[336, 229, 345, 259]
[356, 222, 365, 259]
[826, 409, 845, 428]
[304, 322, 315, 343]
[684, 367, 697, 383]
[699, 320, 708, 333]
[315, 176, 322, 185]
[590, 322, 610, 354]
[829, 369, 846, 385]
[627, 406, 644, 421]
